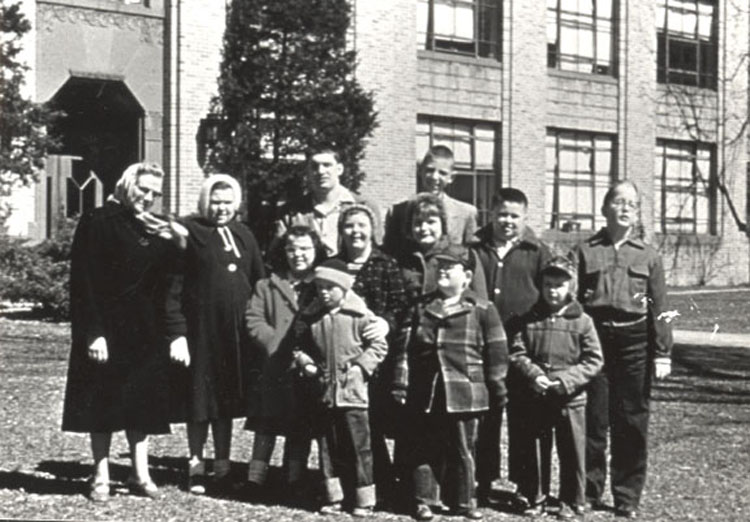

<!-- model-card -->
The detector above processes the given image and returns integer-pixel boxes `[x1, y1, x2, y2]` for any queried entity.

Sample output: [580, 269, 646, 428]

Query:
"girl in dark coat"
[244, 225, 324, 494]
[166, 174, 265, 495]
[62, 162, 187, 502]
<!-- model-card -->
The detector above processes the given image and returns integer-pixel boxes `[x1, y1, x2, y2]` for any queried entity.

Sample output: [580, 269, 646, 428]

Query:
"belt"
[599, 315, 647, 328]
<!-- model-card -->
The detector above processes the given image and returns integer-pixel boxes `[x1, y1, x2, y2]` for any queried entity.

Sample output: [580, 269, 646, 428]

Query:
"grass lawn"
[667, 287, 750, 334]
[2, 317, 750, 521]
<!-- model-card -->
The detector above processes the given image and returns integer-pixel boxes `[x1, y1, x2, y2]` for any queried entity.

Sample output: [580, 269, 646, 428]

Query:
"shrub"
[0, 217, 76, 321]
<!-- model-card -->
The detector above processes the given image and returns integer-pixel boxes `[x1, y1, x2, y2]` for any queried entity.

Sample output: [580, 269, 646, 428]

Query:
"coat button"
[497, 261, 503, 267]
[494, 288, 501, 295]
[228, 263, 237, 272]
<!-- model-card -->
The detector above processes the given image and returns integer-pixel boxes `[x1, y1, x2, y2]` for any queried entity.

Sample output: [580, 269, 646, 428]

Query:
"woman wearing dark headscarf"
[62, 162, 187, 502]
[166, 174, 265, 495]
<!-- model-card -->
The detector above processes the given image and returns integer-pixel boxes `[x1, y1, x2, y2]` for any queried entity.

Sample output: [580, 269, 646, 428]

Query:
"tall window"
[416, 117, 500, 224]
[547, 0, 615, 74]
[657, 0, 717, 88]
[417, 0, 501, 60]
[654, 140, 715, 234]
[545, 129, 616, 231]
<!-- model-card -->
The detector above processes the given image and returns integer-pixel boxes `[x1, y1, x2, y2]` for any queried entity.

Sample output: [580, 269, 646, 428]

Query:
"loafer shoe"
[187, 474, 206, 495]
[127, 479, 164, 500]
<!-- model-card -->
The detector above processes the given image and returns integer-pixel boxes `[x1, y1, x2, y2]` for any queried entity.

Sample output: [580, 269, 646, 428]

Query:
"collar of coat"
[527, 298, 585, 321]
[334, 245, 391, 266]
[472, 224, 543, 252]
[182, 216, 250, 248]
[268, 271, 312, 310]
[301, 288, 371, 320]
[587, 228, 645, 249]
[421, 289, 488, 320]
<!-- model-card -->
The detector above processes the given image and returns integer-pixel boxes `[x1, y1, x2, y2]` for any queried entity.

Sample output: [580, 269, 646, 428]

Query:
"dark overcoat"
[62, 201, 175, 434]
[166, 217, 264, 422]
[244, 272, 316, 434]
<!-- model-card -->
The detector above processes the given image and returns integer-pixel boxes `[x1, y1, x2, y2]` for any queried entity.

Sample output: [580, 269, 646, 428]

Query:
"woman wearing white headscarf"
[166, 174, 265, 495]
[62, 162, 187, 502]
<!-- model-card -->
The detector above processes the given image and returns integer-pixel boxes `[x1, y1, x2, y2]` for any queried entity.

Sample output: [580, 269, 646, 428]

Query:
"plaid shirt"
[394, 290, 508, 413]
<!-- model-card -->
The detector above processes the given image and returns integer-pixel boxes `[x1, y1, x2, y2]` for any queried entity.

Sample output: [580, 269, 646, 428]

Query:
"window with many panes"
[416, 117, 499, 224]
[654, 140, 715, 234]
[547, 0, 615, 74]
[545, 129, 616, 231]
[657, 0, 717, 89]
[417, 0, 501, 60]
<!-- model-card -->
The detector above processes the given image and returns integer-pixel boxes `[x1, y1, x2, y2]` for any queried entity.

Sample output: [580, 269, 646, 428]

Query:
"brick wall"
[352, 0, 418, 215]
[163, 0, 225, 216]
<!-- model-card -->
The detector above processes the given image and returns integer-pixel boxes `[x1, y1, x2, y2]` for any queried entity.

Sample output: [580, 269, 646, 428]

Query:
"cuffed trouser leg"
[248, 432, 276, 484]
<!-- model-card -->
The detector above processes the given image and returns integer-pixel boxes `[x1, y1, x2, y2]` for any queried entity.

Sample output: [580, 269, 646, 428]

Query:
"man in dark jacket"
[470, 187, 552, 505]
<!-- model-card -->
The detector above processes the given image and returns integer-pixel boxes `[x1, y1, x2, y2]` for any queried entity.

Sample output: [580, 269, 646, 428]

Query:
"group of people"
[61, 145, 672, 521]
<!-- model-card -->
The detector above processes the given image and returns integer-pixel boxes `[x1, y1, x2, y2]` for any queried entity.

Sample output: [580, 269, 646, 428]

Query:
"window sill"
[547, 68, 618, 85]
[38, 0, 163, 18]
[656, 83, 718, 96]
[418, 49, 502, 69]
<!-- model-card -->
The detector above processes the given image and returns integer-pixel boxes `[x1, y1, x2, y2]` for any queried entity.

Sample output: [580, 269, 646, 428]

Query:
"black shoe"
[586, 498, 607, 512]
[523, 503, 546, 517]
[209, 473, 238, 496]
[615, 506, 638, 518]
[455, 507, 484, 520]
[414, 504, 434, 521]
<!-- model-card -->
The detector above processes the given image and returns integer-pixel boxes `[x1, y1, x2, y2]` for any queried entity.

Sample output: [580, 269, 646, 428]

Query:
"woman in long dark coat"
[62, 162, 187, 502]
[166, 174, 264, 495]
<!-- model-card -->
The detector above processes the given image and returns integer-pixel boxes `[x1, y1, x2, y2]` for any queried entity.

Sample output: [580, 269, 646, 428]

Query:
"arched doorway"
[43, 77, 144, 234]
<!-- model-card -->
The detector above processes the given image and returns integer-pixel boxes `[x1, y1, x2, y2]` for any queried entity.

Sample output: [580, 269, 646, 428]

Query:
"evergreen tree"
[208, 0, 377, 217]
[0, 1, 58, 225]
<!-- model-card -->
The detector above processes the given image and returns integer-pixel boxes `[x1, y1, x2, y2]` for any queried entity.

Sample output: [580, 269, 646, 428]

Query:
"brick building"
[6, 0, 749, 285]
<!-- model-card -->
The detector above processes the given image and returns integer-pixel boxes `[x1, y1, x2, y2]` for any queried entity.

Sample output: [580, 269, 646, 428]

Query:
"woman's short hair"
[407, 193, 448, 241]
[268, 225, 327, 273]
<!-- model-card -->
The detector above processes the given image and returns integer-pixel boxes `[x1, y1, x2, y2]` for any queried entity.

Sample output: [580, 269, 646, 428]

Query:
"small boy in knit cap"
[292, 258, 388, 517]
[508, 256, 603, 519]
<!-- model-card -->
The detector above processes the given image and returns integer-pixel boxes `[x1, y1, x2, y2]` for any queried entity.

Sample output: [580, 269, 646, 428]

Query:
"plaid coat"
[394, 290, 508, 413]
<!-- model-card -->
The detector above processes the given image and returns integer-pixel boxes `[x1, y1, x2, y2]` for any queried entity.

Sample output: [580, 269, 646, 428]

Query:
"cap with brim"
[428, 244, 473, 270]
[541, 256, 576, 279]
[314, 259, 354, 291]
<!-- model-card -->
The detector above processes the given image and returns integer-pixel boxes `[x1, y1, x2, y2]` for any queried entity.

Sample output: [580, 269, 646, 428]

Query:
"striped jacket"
[394, 290, 508, 413]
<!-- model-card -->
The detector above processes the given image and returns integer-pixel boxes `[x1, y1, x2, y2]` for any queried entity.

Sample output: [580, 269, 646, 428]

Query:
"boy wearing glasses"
[393, 245, 508, 521]
[573, 181, 672, 519]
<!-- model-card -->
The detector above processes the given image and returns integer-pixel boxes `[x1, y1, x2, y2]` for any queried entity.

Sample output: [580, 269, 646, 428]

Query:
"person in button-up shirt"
[470, 187, 552, 503]
[573, 180, 672, 518]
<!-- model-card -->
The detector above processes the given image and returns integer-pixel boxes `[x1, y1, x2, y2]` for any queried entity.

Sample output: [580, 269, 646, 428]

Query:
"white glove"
[654, 357, 671, 379]
[87, 336, 109, 363]
[170, 336, 191, 367]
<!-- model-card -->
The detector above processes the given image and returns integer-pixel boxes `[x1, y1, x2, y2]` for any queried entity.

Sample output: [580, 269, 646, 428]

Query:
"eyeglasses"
[610, 198, 639, 210]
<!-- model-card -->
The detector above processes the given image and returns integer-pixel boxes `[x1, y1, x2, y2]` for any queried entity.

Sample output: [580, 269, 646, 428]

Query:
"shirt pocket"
[628, 264, 650, 306]
[581, 265, 602, 303]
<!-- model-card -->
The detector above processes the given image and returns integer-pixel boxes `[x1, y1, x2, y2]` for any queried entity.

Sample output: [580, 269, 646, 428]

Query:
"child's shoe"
[414, 504, 434, 521]
[523, 502, 546, 517]
[187, 474, 206, 495]
[319, 502, 344, 515]
[558, 503, 580, 520]
[455, 507, 484, 520]
[88, 480, 110, 503]
[352, 506, 374, 517]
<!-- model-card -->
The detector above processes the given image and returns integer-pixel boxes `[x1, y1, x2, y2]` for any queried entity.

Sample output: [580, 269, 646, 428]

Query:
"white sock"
[188, 458, 205, 477]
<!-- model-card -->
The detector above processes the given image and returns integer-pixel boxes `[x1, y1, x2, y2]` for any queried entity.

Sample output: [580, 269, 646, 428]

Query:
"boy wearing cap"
[292, 258, 388, 517]
[393, 244, 508, 521]
[509, 256, 603, 519]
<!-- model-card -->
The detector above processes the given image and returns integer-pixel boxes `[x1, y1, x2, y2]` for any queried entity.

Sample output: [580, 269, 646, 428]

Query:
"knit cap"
[314, 259, 355, 291]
